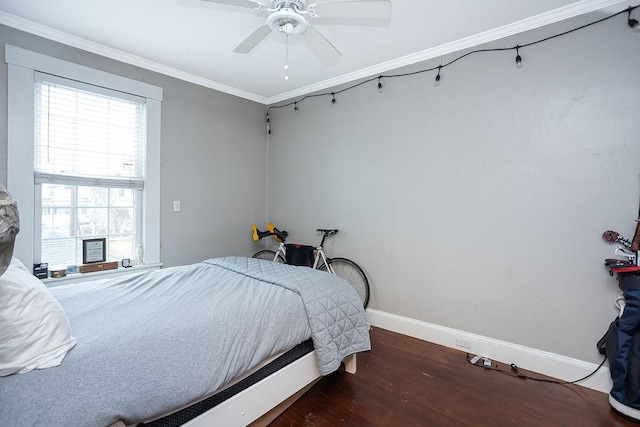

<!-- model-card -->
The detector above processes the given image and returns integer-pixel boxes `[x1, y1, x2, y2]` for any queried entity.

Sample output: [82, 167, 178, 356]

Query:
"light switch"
[173, 201, 181, 212]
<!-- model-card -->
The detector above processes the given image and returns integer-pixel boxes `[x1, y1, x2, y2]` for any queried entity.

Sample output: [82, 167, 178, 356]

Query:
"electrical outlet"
[455, 337, 472, 349]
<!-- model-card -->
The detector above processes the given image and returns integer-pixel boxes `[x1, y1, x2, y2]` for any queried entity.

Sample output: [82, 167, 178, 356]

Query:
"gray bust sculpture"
[0, 186, 20, 276]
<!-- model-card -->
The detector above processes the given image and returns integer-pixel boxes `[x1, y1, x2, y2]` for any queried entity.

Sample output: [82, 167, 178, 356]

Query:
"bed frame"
[183, 353, 357, 427]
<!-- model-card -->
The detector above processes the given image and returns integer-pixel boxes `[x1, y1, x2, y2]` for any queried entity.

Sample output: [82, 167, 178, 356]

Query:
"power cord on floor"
[465, 353, 607, 385]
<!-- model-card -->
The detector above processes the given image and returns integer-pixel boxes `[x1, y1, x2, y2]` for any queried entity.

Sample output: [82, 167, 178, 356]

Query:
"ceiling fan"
[200, 0, 392, 63]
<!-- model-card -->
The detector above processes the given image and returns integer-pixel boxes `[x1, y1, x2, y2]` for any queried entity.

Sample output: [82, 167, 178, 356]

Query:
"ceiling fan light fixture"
[267, 8, 309, 34]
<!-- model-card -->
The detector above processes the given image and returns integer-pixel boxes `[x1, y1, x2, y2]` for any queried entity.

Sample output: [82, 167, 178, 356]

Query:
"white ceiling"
[0, 0, 634, 104]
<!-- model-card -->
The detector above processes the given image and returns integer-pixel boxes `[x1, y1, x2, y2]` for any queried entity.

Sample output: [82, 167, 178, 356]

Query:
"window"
[40, 185, 139, 265]
[6, 45, 162, 269]
[34, 77, 145, 266]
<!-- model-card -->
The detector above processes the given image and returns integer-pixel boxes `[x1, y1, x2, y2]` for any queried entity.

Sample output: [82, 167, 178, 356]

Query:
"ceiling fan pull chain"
[284, 33, 290, 81]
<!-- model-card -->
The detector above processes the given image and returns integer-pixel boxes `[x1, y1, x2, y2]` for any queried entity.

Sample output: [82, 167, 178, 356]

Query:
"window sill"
[42, 262, 163, 287]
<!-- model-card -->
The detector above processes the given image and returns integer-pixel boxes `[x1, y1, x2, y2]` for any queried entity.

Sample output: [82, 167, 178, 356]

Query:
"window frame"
[6, 45, 162, 268]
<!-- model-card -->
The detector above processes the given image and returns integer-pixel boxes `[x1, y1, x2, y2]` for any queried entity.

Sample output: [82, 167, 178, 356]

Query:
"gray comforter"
[0, 257, 370, 426]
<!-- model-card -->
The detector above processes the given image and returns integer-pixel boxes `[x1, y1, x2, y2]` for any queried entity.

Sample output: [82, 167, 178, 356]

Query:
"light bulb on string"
[266, 112, 271, 134]
[377, 77, 383, 93]
[331, 92, 336, 105]
[294, 102, 299, 113]
[434, 66, 441, 87]
[628, 8, 640, 32]
[629, 17, 640, 32]
[515, 45, 523, 70]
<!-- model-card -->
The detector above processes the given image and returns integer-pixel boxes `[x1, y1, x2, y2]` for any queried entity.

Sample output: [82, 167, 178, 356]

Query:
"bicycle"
[251, 223, 370, 308]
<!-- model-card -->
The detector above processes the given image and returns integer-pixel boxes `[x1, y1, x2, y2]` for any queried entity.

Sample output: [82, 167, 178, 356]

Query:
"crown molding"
[0, 11, 268, 104]
[265, 0, 631, 105]
[0, 0, 631, 106]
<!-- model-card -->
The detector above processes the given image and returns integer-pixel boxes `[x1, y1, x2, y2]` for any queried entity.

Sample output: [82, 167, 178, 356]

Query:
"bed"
[0, 255, 371, 426]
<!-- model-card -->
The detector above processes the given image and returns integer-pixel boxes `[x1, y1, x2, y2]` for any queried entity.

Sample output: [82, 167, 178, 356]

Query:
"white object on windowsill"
[42, 262, 162, 287]
[136, 244, 144, 265]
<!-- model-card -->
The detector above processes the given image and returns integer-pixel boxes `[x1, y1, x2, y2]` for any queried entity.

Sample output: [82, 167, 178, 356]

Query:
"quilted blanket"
[206, 256, 371, 374]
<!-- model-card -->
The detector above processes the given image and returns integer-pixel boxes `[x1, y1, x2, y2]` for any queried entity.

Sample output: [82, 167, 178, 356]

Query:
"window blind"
[34, 75, 147, 189]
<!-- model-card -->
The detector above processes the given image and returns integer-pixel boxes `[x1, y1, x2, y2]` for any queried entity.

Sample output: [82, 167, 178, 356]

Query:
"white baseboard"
[366, 309, 612, 394]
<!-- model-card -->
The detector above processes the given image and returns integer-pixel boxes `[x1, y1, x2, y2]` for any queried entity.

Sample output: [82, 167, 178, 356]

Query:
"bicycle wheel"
[252, 250, 285, 263]
[319, 257, 370, 309]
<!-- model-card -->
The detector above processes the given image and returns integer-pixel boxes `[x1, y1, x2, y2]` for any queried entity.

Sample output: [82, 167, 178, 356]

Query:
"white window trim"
[6, 45, 162, 268]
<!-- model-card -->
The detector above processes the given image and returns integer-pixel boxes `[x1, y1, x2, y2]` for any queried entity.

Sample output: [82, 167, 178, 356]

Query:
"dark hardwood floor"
[270, 327, 637, 426]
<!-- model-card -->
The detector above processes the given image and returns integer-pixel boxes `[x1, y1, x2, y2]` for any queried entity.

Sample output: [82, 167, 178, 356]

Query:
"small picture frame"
[83, 238, 106, 264]
[122, 258, 132, 268]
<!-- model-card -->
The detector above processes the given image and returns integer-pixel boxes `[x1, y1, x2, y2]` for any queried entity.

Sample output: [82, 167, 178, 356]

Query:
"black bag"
[598, 275, 640, 410]
[285, 244, 315, 267]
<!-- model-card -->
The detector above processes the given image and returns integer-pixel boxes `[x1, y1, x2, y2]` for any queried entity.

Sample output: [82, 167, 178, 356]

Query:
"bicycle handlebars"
[252, 223, 288, 243]
[252, 224, 340, 246]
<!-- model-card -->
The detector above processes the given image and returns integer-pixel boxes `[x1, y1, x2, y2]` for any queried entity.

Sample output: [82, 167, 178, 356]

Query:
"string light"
[515, 45, 523, 70]
[266, 4, 639, 133]
[266, 112, 271, 134]
[629, 8, 640, 32]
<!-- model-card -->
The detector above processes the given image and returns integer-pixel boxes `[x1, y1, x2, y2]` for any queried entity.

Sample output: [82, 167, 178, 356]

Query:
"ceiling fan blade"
[301, 26, 341, 64]
[197, 0, 269, 8]
[310, 0, 392, 19]
[233, 25, 272, 53]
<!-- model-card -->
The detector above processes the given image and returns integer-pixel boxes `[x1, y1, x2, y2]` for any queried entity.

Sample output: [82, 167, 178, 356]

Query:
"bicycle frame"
[271, 242, 335, 274]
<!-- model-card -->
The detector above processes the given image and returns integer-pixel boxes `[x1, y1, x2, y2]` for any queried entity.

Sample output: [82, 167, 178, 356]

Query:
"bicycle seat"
[317, 229, 339, 236]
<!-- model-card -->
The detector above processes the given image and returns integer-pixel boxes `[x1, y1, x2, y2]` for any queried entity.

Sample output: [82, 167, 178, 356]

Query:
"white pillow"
[0, 258, 77, 376]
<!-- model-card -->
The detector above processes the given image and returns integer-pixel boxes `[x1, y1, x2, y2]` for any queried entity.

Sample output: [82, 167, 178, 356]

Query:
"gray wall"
[266, 13, 640, 363]
[0, 25, 267, 267]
